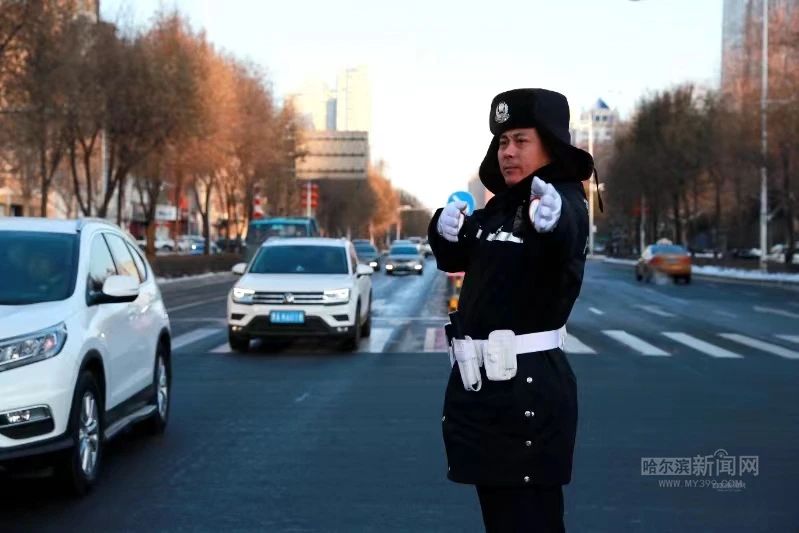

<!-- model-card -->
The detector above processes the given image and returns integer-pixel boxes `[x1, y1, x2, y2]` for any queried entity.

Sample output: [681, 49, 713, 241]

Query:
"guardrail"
[150, 253, 243, 278]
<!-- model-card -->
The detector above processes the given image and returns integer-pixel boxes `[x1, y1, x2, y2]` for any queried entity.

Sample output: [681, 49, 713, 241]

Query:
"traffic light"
[299, 182, 319, 210]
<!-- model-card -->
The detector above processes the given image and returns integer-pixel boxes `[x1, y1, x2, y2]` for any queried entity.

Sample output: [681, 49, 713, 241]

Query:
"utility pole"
[588, 112, 595, 257]
[758, 0, 769, 271]
[640, 194, 646, 255]
[306, 181, 312, 218]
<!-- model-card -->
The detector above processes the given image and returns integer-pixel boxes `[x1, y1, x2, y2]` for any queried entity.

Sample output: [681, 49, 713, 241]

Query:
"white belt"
[449, 326, 567, 391]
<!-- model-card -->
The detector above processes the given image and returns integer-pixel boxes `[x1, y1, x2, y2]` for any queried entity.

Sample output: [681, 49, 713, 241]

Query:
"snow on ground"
[595, 257, 799, 284]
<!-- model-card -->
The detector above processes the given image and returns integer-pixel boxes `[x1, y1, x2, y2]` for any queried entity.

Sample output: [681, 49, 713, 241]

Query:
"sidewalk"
[595, 256, 799, 285]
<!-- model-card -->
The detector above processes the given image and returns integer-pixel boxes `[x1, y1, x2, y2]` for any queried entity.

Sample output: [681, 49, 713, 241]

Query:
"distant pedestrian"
[429, 89, 602, 532]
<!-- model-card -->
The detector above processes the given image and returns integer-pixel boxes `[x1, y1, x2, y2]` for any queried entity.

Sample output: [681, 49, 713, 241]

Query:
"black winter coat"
[428, 163, 588, 487]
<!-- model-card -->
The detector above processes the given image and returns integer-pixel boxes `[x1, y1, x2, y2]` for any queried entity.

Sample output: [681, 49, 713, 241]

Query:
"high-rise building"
[571, 98, 619, 149]
[289, 66, 371, 133]
[291, 79, 336, 131]
[335, 66, 371, 132]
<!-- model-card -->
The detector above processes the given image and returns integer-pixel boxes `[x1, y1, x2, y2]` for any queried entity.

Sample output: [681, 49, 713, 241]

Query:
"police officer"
[428, 89, 601, 532]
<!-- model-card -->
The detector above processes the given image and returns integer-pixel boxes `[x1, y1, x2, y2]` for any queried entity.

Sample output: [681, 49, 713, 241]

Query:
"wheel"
[361, 297, 372, 338]
[56, 371, 103, 496]
[143, 342, 170, 435]
[684, 275, 691, 284]
[635, 268, 642, 282]
[228, 330, 250, 352]
[417, 269, 423, 275]
[341, 304, 361, 351]
[386, 270, 392, 276]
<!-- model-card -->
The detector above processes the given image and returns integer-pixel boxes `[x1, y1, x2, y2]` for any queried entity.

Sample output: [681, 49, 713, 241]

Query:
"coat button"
[524, 410, 532, 417]
[442, 416, 446, 422]
[523, 476, 531, 483]
[526, 377, 533, 383]
[525, 440, 532, 447]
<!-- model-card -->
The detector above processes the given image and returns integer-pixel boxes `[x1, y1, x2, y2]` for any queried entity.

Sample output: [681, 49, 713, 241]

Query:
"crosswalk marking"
[603, 330, 670, 356]
[423, 328, 436, 352]
[661, 332, 742, 359]
[634, 305, 676, 318]
[365, 327, 393, 353]
[174, 325, 799, 360]
[564, 334, 596, 354]
[776, 335, 799, 344]
[588, 307, 604, 316]
[719, 334, 799, 360]
[754, 306, 799, 319]
[172, 328, 223, 350]
[210, 343, 230, 354]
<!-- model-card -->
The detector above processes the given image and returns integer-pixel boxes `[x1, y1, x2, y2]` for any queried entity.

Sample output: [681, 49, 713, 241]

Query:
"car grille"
[252, 291, 325, 305]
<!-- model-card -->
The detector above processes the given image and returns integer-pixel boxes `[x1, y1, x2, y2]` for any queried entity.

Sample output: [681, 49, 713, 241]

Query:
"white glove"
[437, 200, 467, 242]
[530, 177, 562, 233]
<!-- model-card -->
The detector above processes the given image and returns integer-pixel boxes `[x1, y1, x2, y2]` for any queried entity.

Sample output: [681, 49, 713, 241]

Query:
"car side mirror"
[90, 275, 140, 305]
[356, 264, 373, 276]
[232, 263, 247, 276]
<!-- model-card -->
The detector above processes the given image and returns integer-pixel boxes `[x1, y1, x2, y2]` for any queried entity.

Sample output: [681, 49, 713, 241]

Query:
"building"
[290, 66, 371, 133]
[467, 175, 491, 209]
[335, 66, 371, 132]
[570, 98, 619, 149]
[292, 79, 336, 132]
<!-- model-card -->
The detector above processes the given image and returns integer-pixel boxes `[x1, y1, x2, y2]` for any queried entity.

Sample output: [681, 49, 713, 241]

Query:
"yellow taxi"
[635, 239, 692, 284]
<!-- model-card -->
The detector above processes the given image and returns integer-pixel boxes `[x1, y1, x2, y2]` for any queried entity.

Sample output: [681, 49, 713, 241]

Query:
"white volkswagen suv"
[228, 238, 373, 351]
[0, 218, 171, 495]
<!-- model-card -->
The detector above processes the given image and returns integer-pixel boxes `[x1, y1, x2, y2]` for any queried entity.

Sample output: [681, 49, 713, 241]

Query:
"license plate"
[270, 311, 305, 324]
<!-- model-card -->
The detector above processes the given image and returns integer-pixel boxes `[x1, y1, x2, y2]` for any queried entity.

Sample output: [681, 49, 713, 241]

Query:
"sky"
[101, 0, 724, 209]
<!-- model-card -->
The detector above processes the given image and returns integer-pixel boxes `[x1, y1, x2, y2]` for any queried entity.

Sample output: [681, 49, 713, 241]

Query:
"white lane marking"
[172, 328, 223, 350]
[662, 332, 743, 359]
[634, 305, 676, 318]
[365, 327, 393, 353]
[588, 307, 605, 316]
[294, 392, 310, 403]
[167, 296, 227, 313]
[754, 306, 799, 319]
[210, 343, 230, 354]
[373, 316, 448, 322]
[564, 334, 596, 354]
[423, 327, 437, 352]
[719, 334, 799, 360]
[713, 310, 738, 319]
[603, 330, 670, 356]
[776, 335, 799, 344]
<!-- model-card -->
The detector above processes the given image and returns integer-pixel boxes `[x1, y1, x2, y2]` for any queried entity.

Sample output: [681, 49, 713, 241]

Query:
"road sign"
[447, 191, 476, 215]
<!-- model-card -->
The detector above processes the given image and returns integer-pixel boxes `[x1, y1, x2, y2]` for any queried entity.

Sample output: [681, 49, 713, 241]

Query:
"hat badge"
[495, 101, 509, 123]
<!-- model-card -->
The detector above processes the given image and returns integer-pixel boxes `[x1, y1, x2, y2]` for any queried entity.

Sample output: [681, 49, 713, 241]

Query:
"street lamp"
[758, 0, 769, 272]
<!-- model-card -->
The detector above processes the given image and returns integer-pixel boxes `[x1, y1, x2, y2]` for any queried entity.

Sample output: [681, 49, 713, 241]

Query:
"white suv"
[228, 238, 373, 351]
[0, 218, 171, 495]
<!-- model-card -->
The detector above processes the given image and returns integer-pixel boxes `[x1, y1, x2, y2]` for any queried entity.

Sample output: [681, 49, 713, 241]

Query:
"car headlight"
[323, 288, 350, 304]
[385, 264, 394, 269]
[414, 264, 423, 270]
[369, 261, 378, 268]
[232, 287, 255, 304]
[0, 323, 68, 372]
